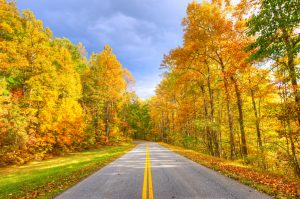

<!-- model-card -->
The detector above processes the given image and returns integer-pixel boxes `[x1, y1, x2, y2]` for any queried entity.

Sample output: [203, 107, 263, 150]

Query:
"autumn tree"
[150, 0, 300, 179]
[247, 0, 300, 177]
[0, 0, 135, 165]
[82, 45, 131, 144]
[0, 78, 28, 165]
[159, 1, 251, 158]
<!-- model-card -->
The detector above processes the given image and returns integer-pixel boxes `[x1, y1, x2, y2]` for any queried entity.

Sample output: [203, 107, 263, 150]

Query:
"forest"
[1, 0, 300, 183]
[149, 0, 300, 179]
[0, 0, 146, 166]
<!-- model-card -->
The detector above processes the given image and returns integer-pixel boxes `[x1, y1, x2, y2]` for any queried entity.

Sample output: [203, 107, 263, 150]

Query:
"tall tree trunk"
[172, 110, 175, 133]
[231, 76, 247, 157]
[160, 112, 165, 142]
[221, 64, 235, 159]
[290, 136, 300, 177]
[216, 87, 223, 157]
[250, 89, 263, 149]
[192, 94, 198, 147]
[287, 57, 300, 126]
[201, 84, 214, 155]
[206, 62, 220, 157]
[282, 77, 300, 177]
[286, 118, 300, 177]
[104, 102, 110, 142]
[282, 29, 300, 125]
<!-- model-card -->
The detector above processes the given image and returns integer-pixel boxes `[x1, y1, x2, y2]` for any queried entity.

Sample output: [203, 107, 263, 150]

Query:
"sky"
[16, 0, 193, 99]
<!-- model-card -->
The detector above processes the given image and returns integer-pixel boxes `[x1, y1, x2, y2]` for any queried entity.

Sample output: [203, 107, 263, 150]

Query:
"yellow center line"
[142, 145, 148, 199]
[147, 145, 154, 199]
[142, 144, 154, 199]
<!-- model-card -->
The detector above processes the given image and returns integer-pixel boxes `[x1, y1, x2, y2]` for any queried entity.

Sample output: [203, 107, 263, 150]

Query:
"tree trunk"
[104, 102, 110, 141]
[221, 64, 235, 159]
[290, 136, 300, 177]
[250, 89, 263, 149]
[282, 28, 300, 125]
[286, 118, 300, 177]
[231, 76, 247, 157]
[206, 62, 220, 157]
[282, 76, 300, 177]
[287, 57, 300, 126]
[201, 84, 214, 155]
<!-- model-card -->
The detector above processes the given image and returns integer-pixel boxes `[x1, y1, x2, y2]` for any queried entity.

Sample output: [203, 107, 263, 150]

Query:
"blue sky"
[17, 0, 192, 99]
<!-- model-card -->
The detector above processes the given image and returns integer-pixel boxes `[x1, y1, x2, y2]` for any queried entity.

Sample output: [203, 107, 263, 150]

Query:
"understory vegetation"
[148, 0, 300, 180]
[161, 143, 300, 198]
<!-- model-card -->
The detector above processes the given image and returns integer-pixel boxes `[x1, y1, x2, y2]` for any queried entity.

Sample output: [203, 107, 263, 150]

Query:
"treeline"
[149, 0, 300, 177]
[0, 0, 137, 166]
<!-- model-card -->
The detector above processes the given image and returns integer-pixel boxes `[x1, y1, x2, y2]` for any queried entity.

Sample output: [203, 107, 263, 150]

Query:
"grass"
[160, 142, 300, 199]
[0, 143, 136, 199]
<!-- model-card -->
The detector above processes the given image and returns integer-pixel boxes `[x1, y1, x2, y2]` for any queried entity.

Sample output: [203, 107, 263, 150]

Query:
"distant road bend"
[56, 142, 272, 199]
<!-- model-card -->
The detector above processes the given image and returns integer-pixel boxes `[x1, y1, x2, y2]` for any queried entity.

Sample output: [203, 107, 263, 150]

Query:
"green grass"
[0, 144, 135, 199]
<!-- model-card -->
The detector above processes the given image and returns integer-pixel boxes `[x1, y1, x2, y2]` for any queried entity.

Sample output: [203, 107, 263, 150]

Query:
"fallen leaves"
[161, 143, 300, 198]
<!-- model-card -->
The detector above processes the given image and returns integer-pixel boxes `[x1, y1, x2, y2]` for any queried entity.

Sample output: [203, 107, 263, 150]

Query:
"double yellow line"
[142, 144, 154, 199]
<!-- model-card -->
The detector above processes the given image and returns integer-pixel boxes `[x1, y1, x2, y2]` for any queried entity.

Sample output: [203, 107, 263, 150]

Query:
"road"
[56, 142, 272, 199]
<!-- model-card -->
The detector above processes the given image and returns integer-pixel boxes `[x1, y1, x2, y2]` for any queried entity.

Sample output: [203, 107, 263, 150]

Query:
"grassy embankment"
[160, 142, 300, 199]
[0, 144, 135, 199]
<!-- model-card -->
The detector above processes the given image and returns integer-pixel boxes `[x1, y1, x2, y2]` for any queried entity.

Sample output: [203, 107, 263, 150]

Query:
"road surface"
[56, 142, 272, 199]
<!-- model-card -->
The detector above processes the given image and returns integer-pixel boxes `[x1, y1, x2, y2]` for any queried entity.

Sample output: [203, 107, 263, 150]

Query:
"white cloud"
[17, 0, 193, 99]
[135, 74, 162, 99]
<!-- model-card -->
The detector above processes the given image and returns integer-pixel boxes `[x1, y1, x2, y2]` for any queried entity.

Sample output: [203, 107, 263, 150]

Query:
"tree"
[247, 0, 300, 125]
[150, 1, 299, 176]
[247, 0, 300, 177]
[0, 0, 27, 72]
[0, 0, 136, 165]
[122, 98, 152, 140]
[82, 45, 130, 143]
[179, 1, 250, 158]
[0, 78, 28, 165]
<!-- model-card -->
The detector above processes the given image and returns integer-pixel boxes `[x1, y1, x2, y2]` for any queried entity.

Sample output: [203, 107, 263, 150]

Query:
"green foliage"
[122, 97, 153, 140]
[246, 0, 300, 177]
[246, 0, 300, 61]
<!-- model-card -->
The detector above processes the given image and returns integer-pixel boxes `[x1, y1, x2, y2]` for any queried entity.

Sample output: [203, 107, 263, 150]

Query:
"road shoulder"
[0, 144, 136, 199]
[159, 142, 300, 198]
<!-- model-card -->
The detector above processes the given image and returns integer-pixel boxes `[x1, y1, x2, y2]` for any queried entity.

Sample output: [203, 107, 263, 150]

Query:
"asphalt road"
[56, 142, 272, 199]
